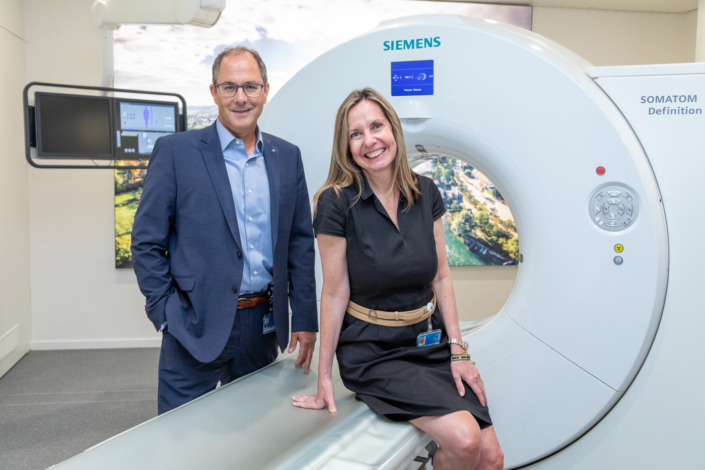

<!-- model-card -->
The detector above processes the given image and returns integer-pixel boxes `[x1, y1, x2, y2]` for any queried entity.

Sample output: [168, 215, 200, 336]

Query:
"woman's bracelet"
[450, 353, 476, 365]
[451, 353, 471, 362]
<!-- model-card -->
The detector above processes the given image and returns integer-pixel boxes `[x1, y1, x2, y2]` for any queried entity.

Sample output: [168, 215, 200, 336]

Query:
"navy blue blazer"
[131, 122, 318, 362]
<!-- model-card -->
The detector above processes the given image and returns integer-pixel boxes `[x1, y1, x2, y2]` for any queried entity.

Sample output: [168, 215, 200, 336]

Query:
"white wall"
[451, 266, 517, 321]
[19, 1, 701, 347]
[24, 0, 159, 349]
[697, 0, 705, 61]
[0, 0, 31, 375]
[533, 6, 698, 66]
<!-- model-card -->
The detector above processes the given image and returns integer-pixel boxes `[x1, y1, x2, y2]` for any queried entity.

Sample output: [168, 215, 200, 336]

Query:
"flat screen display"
[33, 93, 181, 160]
[115, 100, 177, 158]
[391, 60, 434, 96]
[36, 93, 113, 158]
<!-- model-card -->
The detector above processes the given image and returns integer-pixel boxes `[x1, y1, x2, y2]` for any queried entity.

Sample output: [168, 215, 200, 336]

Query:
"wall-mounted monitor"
[35, 93, 114, 159]
[34, 92, 181, 160]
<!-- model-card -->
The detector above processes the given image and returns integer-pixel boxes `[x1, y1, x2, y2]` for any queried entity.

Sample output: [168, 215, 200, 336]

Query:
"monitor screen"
[115, 100, 178, 158]
[391, 60, 434, 97]
[36, 93, 113, 158]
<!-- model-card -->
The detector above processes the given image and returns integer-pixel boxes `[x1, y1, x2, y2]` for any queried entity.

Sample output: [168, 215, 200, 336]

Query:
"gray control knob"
[589, 184, 640, 232]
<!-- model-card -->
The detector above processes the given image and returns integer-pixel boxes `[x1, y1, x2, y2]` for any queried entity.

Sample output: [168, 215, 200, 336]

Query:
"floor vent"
[0, 325, 19, 362]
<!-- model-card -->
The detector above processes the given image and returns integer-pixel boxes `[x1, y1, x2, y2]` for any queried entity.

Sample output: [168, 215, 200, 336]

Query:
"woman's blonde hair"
[312, 88, 420, 217]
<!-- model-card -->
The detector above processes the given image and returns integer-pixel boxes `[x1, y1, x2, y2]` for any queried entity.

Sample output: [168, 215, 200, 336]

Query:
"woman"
[292, 88, 504, 470]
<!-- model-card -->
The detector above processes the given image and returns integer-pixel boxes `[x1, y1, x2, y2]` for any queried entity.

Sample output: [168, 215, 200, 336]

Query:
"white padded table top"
[50, 324, 487, 469]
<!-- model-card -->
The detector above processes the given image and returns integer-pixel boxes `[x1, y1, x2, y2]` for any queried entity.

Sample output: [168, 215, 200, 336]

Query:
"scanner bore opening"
[407, 149, 519, 327]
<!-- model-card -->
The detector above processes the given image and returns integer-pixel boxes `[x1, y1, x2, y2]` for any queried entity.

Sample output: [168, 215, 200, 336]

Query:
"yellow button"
[614, 244, 624, 253]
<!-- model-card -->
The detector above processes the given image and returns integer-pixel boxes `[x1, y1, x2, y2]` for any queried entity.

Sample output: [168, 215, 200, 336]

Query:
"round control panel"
[589, 185, 639, 232]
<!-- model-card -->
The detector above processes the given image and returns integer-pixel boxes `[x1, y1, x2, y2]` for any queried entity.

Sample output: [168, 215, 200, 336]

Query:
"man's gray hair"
[212, 46, 268, 85]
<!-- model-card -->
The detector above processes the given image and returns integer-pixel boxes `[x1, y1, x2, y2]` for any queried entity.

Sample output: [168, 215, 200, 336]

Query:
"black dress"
[313, 174, 492, 428]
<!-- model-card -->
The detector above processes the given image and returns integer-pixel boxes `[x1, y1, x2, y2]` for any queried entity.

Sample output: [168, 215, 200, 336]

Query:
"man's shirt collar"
[216, 118, 263, 154]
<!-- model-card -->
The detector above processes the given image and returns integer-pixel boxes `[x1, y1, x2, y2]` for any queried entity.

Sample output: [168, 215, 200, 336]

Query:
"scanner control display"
[392, 60, 434, 96]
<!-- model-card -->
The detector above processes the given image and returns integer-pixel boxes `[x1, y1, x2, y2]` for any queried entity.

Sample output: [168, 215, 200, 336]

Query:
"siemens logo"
[641, 95, 697, 104]
[384, 37, 441, 51]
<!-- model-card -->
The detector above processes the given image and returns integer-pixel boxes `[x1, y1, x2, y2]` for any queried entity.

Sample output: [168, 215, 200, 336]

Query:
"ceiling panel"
[426, 0, 697, 13]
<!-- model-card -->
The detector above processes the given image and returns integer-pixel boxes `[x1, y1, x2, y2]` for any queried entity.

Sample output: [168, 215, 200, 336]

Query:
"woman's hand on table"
[451, 356, 487, 407]
[292, 375, 338, 412]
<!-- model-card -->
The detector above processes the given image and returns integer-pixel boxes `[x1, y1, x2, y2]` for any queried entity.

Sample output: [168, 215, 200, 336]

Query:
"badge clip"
[263, 313, 276, 334]
[417, 311, 441, 347]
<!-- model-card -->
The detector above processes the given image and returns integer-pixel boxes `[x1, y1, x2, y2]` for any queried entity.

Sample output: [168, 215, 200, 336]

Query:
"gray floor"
[0, 349, 160, 470]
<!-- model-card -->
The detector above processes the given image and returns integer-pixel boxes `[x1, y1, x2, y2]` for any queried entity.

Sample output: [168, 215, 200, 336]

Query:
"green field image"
[443, 221, 485, 266]
[413, 157, 519, 267]
[115, 169, 146, 268]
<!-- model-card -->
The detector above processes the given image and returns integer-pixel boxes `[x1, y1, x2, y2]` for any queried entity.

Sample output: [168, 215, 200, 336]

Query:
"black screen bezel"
[34, 93, 181, 160]
[35, 92, 115, 159]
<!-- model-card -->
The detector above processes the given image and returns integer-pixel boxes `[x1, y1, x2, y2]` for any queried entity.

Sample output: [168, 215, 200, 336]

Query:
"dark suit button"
[237, 251, 242, 259]
[231, 286, 237, 294]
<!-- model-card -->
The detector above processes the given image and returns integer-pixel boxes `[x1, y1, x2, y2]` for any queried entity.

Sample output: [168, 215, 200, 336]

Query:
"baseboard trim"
[0, 344, 30, 379]
[31, 338, 161, 350]
[0, 325, 19, 361]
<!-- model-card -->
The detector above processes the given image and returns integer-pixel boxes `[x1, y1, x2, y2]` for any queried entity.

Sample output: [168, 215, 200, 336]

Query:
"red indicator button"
[596, 166, 606, 176]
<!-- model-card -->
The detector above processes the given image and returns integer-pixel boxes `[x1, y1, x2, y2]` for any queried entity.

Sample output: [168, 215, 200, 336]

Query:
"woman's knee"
[447, 424, 482, 461]
[457, 434, 482, 462]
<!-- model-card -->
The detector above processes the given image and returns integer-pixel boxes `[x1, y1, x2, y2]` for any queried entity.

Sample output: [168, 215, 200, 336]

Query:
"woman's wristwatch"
[447, 338, 468, 352]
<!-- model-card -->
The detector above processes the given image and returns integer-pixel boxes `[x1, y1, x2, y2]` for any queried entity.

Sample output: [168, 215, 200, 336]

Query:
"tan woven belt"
[346, 292, 436, 327]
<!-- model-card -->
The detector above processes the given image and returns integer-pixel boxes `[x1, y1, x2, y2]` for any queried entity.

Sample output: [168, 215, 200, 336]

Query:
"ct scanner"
[52, 15, 705, 470]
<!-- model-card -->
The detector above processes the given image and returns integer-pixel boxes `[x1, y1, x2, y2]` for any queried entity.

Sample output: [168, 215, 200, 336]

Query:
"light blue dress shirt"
[216, 119, 274, 295]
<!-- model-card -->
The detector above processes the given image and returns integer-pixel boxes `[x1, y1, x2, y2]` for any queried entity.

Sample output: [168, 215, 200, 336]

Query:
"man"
[132, 46, 318, 414]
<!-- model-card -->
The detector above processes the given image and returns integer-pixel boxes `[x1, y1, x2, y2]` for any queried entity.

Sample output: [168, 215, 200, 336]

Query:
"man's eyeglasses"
[215, 83, 265, 98]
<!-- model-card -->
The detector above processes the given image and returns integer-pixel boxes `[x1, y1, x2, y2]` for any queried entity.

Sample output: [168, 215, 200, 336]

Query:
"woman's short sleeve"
[430, 180, 446, 221]
[313, 188, 347, 237]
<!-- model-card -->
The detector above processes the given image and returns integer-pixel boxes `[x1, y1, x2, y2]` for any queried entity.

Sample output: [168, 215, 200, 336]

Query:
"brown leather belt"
[346, 292, 436, 327]
[237, 294, 271, 309]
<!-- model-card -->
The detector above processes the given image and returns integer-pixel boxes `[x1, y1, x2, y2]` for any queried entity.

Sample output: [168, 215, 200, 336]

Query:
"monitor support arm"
[91, 0, 226, 88]
[100, 25, 119, 89]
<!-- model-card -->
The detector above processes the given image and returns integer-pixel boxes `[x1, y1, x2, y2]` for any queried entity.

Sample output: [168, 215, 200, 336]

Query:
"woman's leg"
[475, 426, 504, 470]
[410, 413, 503, 470]
[411, 411, 481, 470]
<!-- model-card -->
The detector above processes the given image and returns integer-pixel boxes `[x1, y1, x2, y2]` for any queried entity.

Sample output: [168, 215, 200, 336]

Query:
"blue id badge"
[417, 329, 441, 347]
[417, 315, 441, 347]
[263, 313, 275, 334]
